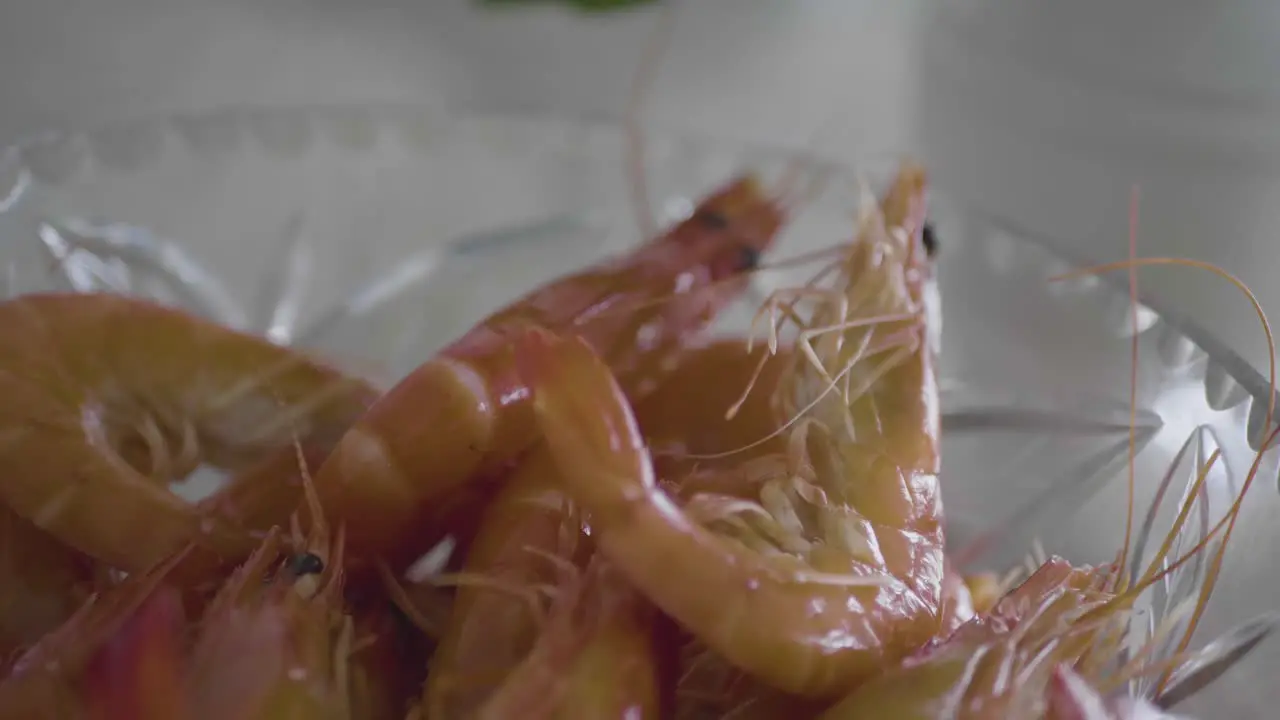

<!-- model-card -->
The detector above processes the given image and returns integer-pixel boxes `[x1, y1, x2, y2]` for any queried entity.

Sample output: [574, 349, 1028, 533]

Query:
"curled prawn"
[0, 292, 380, 573]
[518, 162, 945, 698]
[0, 505, 96, 664]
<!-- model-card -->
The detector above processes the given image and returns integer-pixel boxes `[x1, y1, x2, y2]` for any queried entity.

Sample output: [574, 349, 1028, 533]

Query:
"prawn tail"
[82, 586, 189, 720]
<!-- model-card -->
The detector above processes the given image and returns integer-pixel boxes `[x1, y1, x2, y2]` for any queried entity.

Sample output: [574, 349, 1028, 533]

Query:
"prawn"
[346, 597, 432, 720]
[518, 162, 946, 699]
[824, 189, 1279, 719]
[817, 558, 1119, 718]
[304, 176, 785, 569]
[0, 292, 380, 573]
[633, 341, 983, 717]
[633, 338, 993, 631]
[81, 585, 188, 720]
[423, 447, 661, 719]
[181, 474, 355, 720]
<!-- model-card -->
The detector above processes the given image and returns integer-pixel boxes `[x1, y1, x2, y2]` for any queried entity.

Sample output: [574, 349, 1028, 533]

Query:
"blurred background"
[3, 0, 1279, 376]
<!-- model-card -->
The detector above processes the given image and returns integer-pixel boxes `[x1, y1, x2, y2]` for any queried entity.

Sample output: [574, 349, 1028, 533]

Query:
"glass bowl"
[1, 104, 1275, 717]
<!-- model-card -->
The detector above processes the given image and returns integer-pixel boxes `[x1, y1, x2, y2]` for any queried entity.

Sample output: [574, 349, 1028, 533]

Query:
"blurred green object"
[482, 0, 659, 12]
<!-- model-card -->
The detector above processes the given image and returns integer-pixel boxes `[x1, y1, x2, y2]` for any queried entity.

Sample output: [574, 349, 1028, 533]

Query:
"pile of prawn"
[0, 160, 1269, 720]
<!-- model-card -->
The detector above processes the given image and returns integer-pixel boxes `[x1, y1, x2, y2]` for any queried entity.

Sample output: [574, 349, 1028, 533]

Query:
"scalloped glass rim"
[0, 102, 1271, 396]
[0, 103, 1277, 716]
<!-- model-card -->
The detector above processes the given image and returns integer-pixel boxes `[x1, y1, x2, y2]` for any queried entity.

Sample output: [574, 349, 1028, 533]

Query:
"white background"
[3, 0, 1280, 375]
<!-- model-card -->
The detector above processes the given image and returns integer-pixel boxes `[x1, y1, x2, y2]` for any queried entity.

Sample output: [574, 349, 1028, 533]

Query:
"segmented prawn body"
[306, 177, 783, 566]
[520, 163, 947, 700]
[0, 293, 380, 574]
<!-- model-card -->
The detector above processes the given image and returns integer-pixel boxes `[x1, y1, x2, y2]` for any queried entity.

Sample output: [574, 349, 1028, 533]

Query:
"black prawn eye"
[286, 552, 325, 577]
[736, 244, 762, 272]
[922, 222, 938, 257]
[694, 209, 730, 230]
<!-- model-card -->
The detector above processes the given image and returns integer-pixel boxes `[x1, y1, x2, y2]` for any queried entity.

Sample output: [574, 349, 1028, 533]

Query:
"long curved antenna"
[625, 3, 679, 242]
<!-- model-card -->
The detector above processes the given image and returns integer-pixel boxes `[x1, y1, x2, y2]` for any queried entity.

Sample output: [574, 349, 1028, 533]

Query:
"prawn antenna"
[1121, 185, 1141, 592]
[625, 0, 679, 243]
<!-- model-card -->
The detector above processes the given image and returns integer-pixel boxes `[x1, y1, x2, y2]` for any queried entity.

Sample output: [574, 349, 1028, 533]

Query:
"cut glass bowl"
[1, 105, 1276, 717]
